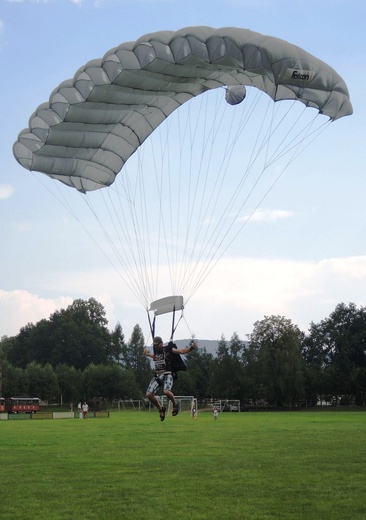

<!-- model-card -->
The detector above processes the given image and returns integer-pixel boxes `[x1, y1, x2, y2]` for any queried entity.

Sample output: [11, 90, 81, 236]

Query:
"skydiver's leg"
[163, 389, 177, 406]
[163, 375, 179, 416]
[146, 392, 162, 411]
[162, 374, 176, 404]
[146, 376, 165, 420]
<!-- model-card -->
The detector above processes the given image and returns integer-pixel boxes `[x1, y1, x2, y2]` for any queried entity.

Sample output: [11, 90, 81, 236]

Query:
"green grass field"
[1, 410, 365, 520]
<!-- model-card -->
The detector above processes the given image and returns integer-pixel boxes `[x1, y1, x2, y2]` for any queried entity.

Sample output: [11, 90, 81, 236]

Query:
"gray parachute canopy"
[13, 26, 352, 193]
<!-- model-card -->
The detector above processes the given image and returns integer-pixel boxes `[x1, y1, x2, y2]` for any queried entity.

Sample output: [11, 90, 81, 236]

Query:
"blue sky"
[1, 0, 366, 344]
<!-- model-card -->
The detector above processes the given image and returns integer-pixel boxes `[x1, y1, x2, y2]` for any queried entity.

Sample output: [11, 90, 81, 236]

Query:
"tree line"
[1, 298, 366, 407]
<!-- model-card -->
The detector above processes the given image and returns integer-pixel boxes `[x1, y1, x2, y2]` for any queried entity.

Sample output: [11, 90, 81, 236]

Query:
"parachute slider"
[149, 295, 184, 316]
[225, 85, 246, 105]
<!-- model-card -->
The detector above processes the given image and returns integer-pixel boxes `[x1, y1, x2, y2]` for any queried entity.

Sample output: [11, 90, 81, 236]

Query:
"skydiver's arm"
[144, 348, 156, 360]
[172, 341, 197, 355]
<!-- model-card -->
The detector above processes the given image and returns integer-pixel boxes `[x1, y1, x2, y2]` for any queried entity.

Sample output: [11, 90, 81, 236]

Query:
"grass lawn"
[0, 410, 365, 519]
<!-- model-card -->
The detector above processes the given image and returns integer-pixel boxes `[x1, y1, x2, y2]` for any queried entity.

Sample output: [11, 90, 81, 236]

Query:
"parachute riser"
[147, 311, 155, 340]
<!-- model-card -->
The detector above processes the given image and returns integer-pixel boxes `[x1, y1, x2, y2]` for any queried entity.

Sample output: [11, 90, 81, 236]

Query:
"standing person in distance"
[213, 406, 219, 421]
[82, 402, 89, 419]
[144, 336, 197, 421]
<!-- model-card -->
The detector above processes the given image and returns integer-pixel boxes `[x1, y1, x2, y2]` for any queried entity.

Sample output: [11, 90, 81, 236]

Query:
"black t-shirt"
[153, 344, 173, 372]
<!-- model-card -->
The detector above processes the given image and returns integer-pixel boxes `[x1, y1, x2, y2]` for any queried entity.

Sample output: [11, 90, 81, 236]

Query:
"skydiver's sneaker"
[159, 407, 166, 421]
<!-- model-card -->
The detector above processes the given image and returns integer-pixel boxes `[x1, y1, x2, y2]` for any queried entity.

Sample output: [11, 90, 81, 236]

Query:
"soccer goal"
[218, 399, 240, 412]
[163, 395, 195, 415]
[145, 395, 195, 413]
[117, 399, 145, 411]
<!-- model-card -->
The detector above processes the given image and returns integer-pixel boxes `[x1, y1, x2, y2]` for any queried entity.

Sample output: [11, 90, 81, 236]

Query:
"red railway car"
[5, 397, 40, 414]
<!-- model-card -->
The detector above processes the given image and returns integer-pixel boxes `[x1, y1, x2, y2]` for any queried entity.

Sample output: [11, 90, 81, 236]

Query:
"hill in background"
[174, 338, 249, 356]
[174, 339, 219, 355]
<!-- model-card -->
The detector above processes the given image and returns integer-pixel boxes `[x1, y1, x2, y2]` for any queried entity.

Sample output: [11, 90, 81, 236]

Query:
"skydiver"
[144, 336, 197, 421]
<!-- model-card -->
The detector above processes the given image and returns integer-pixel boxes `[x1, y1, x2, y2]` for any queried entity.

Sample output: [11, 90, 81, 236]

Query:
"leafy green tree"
[49, 298, 113, 369]
[216, 335, 229, 360]
[240, 341, 260, 403]
[82, 364, 142, 401]
[6, 321, 54, 369]
[110, 322, 126, 364]
[6, 323, 36, 368]
[168, 339, 212, 398]
[0, 335, 14, 359]
[184, 345, 214, 399]
[209, 335, 229, 397]
[0, 341, 4, 397]
[55, 364, 81, 406]
[124, 324, 144, 368]
[229, 332, 242, 359]
[123, 325, 151, 393]
[305, 303, 366, 404]
[5, 298, 116, 370]
[248, 316, 303, 407]
[2, 361, 27, 397]
[25, 362, 59, 401]
[0, 336, 18, 396]
[209, 334, 246, 399]
[301, 328, 330, 405]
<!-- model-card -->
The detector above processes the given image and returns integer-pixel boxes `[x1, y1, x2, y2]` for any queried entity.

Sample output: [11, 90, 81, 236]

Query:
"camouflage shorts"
[146, 373, 173, 395]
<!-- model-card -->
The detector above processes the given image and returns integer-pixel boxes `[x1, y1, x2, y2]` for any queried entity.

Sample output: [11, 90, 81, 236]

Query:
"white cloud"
[0, 185, 14, 200]
[181, 255, 366, 338]
[242, 208, 296, 223]
[1, 255, 365, 340]
[0, 290, 73, 338]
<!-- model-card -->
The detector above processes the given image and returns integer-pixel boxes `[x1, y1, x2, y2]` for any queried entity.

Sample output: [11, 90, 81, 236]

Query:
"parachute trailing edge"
[13, 26, 352, 193]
